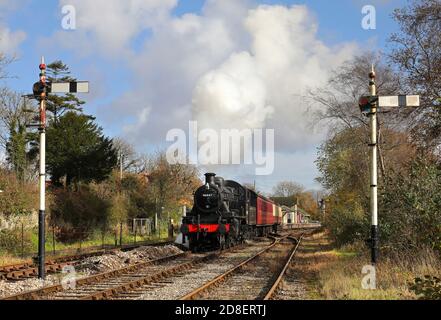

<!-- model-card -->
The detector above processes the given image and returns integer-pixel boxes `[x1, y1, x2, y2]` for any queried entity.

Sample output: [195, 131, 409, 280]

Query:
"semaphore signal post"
[359, 66, 420, 265]
[31, 57, 89, 279]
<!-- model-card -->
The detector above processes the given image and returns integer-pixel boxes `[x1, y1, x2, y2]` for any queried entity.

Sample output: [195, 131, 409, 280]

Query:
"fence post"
[119, 222, 123, 247]
[157, 220, 160, 239]
[52, 226, 55, 255]
[21, 223, 24, 258]
[134, 223, 137, 246]
[101, 227, 105, 249]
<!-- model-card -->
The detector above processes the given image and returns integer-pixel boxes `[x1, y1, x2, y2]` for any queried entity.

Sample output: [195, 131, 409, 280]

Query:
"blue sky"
[4, 0, 403, 97]
[0, 0, 408, 192]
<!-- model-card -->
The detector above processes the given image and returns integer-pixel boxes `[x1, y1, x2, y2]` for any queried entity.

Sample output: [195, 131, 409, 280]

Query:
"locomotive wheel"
[190, 240, 199, 253]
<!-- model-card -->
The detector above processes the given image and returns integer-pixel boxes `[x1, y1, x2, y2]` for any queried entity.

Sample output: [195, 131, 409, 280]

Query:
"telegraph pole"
[368, 66, 378, 265]
[119, 151, 124, 246]
[38, 57, 47, 279]
[119, 151, 124, 180]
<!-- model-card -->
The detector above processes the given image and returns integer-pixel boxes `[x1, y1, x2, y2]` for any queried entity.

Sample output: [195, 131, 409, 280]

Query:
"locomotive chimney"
[205, 173, 216, 185]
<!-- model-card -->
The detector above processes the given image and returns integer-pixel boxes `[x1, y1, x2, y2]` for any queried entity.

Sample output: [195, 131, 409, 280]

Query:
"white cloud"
[0, 0, 27, 55]
[50, 0, 358, 187]
[111, 1, 248, 147]
[56, 0, 178, 57]
[192, 5, 357, 151]
[200, 149, 321, 192]
[0, 26, 26, 55]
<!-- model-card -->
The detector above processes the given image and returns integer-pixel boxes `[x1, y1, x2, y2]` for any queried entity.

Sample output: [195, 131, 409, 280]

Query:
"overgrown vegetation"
[410, 276, 441, 300]
[314, 0, 441, 299]
[318, 245, 441, 300]
[0, 56, 201, 255]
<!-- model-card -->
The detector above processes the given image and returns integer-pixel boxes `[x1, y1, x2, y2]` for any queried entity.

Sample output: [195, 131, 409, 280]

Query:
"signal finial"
[39, 56, 46, 71]
[369, 64, 376, 80]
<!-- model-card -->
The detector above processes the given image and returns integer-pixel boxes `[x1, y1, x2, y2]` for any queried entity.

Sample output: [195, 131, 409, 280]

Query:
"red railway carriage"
[257, 197, 273, 225]
[246, 189, 282, 235]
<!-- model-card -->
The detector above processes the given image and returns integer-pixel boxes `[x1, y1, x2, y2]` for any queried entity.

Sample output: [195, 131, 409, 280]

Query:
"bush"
[410, 276, 441, 300]
[0, 228, 33, 255]
[50, 186, 110, 242]
[0, 169, 38, 217]
[380, 157, 441, 250]
[325, 193, 369, 247]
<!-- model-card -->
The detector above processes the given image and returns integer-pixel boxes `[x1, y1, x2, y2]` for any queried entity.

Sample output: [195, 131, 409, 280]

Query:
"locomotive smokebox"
[205, 173, 216, 185]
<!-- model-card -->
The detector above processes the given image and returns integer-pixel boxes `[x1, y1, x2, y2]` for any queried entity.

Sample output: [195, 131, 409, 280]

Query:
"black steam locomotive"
[181, 173, 281, 252]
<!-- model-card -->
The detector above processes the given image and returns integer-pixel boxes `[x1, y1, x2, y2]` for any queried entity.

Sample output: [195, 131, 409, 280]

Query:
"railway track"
[0, 240, 175, 281]
[2, 237, 276, 300]
[263, 235, 303, 300]
[2, 232, 310, 300]
[2, 251, 189, 300]
[180, 235, 304, 300]
[110, 238, 277, 300]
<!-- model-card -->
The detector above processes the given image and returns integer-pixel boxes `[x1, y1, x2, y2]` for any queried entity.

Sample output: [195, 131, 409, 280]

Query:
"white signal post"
[369, 66, 378, 265]
[360, 66, 420, 265]
[34, 57, 89, 279]
[38, 57, 47, 279]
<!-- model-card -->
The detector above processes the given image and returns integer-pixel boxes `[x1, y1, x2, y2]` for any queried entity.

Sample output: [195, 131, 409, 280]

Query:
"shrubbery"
[0, 228, 33, 255]
[381, 157, 441, 251]
[410, 276, 441, 300]
[0, 169, 38, 217]
[50, 185, 110, 242]
[325, 193, 369, 247]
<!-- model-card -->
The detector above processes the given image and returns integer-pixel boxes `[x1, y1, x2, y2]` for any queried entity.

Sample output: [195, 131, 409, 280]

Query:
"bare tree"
[146, 151, 201, 214]
[0, 89, 37, 180]
[0, 52, 15, 82]
[311, 52, 402, 134]
[272, 181, 305, 198]
[389, 0, 441, 149]
[310, 52, 404, 179]
[112, 138, 142, 173]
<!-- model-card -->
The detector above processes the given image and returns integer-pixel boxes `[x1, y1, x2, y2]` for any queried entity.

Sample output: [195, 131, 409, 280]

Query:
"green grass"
[332, 249, 359, 258]
[1, 225, 173, 265]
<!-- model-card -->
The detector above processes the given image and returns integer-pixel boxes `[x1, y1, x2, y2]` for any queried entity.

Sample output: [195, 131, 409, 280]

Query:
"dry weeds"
[282, 231, 441, 300]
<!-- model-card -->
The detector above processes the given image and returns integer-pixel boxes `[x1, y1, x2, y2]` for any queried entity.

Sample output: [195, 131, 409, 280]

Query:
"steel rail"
[0, 240, 175, 281]
[2, 252, 187, 300]
[179, 236, 283, 300]
[263, 235, 303, 300]
[79, 242, 252, 300]
[80, 254, 219, 300]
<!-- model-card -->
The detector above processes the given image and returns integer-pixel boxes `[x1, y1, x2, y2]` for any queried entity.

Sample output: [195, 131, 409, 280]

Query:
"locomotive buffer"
[359, 66, 419, 265]
[31, 57, 89, 279]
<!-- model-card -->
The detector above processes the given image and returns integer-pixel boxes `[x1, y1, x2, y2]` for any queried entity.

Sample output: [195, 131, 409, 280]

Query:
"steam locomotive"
[181, 173, 282, 252]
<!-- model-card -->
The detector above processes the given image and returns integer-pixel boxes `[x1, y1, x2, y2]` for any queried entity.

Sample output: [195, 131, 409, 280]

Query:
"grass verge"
[290, 231, 441, 300]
